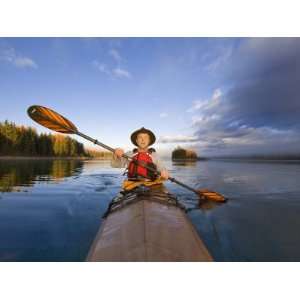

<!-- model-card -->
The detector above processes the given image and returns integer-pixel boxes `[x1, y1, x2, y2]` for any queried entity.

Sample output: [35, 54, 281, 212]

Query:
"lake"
[1, 158, 300, 261]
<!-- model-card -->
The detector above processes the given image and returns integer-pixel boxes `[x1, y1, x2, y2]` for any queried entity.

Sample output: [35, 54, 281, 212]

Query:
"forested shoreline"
[0, 120, 111, 158]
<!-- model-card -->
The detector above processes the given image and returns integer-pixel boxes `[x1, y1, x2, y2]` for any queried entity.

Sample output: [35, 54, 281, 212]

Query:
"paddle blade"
[27, 105, 77, 134]
[197, 189, 227, 203]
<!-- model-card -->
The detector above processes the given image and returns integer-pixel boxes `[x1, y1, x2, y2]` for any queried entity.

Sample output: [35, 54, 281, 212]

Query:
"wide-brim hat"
[130, 127, 156, 146]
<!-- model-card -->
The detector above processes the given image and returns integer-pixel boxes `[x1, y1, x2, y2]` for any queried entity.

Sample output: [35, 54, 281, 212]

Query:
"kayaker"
[111, 127, 169, 180]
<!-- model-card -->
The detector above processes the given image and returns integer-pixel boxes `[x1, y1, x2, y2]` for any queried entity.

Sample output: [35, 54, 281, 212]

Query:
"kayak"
[87, 184, 213, 262]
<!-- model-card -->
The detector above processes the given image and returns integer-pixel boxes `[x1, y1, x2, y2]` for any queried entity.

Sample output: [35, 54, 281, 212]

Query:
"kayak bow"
[87, 185, 213, 262]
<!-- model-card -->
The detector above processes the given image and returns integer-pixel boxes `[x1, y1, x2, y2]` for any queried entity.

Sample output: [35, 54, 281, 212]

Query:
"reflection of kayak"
[87, 184, 213, 261]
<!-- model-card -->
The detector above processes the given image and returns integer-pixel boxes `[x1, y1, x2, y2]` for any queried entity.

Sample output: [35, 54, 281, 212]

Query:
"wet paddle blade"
[27, 105, 78, 134]
[198, 189, 227, 203]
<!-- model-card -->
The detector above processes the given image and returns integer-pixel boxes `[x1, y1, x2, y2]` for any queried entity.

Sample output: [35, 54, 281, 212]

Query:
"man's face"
[136, 133, 150, 149]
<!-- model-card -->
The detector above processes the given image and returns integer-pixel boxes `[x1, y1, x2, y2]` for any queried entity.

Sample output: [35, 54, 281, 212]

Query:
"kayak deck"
[87, 185, 213, 262]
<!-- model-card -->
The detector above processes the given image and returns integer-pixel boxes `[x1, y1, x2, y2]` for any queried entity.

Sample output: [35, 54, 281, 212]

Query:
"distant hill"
[172, 147, 198, 161]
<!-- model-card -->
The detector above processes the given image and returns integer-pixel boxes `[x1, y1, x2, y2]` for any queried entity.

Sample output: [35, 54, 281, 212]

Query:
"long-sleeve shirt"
[110, 150, 167, 172]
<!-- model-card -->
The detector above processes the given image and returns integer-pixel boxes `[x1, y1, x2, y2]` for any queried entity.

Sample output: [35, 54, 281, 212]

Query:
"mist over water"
[0, 158, 300, 261]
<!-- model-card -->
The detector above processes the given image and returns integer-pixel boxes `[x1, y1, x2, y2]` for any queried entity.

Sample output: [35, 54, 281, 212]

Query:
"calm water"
[1, 158, 300, 261]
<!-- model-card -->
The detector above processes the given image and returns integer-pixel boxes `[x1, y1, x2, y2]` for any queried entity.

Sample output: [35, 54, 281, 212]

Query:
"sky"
[0, 37, 300, 157]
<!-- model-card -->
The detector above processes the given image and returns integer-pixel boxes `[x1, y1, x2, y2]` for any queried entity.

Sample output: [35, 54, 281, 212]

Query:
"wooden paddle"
[27, 105, 227, 203]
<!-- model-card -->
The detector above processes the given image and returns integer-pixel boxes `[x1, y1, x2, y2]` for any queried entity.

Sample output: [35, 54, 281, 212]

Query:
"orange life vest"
[127, 149, 158, 180]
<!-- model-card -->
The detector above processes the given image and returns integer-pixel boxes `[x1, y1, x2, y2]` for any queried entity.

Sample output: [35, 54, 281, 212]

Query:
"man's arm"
[110, 150, 132, 168]
[151, 152, 169, 179]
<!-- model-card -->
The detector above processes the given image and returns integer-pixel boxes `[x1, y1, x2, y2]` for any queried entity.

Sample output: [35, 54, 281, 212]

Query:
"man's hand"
[160, 169, 169, 180]
[114, 148, 124, 158]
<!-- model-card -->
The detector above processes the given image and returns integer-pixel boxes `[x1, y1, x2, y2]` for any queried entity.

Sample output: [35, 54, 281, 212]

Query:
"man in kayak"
[112, 127, 169, 181]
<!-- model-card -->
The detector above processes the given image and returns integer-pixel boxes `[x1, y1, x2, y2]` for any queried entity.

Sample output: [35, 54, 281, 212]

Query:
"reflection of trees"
[0, 169, 19, 192]
[51, 160, 82, 180]
[0, 160, 83, 192]
[172, 161, 197, 167]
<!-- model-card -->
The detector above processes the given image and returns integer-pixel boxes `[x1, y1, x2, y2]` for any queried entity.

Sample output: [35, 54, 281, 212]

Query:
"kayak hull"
[87, 185, 213, 262]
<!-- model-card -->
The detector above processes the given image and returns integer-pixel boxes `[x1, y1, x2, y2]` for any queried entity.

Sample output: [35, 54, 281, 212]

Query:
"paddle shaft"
[168, 177, 199, 194]
[77, 132, 115, 153]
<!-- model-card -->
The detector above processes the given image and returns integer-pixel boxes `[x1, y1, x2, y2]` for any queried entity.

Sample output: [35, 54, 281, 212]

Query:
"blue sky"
[1, 38, 300, 156]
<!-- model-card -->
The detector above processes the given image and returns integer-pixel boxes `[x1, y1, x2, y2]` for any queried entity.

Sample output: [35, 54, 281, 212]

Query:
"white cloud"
[93, 61, 131, 79]
[212, 88, 222, 99]
[204, 46, 232, 73]
[187, 88, 222, 113]
[112, 67, 131, 79]
[192, 113, 221, 126]
[159, 112, 168, 118]
[158, 135, 199, 143]
[14, 57, 38, 68]
[186, 99, 203, 113]
[0, 46, 38, 69]
[92, 60, 110, 75]
[93, 46, 131, 79]
[109, 49, 122, 62]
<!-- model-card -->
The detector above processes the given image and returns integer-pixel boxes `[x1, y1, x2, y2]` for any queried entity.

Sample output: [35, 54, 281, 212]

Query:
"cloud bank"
[163, 38, 300, 156]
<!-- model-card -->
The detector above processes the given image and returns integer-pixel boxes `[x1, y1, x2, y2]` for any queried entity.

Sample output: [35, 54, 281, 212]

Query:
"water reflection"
[172, 160, 197, 167]
[198, 200, 223, 211]
[0, 159, 83, 192]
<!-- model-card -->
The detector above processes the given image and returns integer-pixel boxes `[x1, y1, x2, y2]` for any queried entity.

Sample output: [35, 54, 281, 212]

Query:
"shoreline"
[172, 159, 204, 162]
